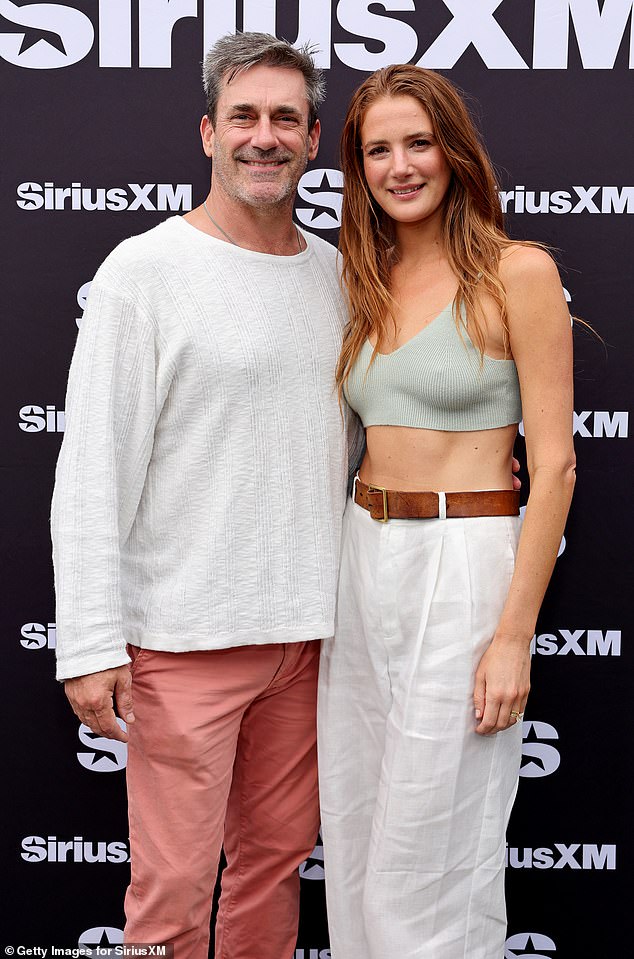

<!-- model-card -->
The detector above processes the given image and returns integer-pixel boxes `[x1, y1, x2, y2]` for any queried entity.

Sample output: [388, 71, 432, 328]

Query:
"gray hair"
[202, 32, 326, 130]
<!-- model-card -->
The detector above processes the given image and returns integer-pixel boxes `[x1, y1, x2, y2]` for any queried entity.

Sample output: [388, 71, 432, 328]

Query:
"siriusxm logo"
[574, 410, 628, 438]
[500, 185, 634, 214]
[16, 181, 191, 212]
[77, 721, 128, 772]
[21, 622, 57, 650]
[532, 629, 621, 656]
[520, 721, 560, 779]
[297, 170, 343, 231]
[520, 411, 629, 439]
[505, 933, 557, 958]
[19, 405, 65, 432]
[78, 929, 124, 953]
[21, 835, 131, 863]
[299, 831, 324, 880]
[506, 843, 616, 870]
[1, 1, 634, 71]
[76, 281, 91, 328]
[294, 952, 331, 959]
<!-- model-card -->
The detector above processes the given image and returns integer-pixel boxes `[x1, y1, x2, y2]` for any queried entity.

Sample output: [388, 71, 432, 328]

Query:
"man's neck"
[185, 190, 302, 256]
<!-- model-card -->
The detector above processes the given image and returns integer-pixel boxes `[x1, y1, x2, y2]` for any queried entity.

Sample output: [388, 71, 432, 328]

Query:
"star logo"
[520, 721, 560, 778]
[20, 407, 41, 429]
[77, 721, 128, 772]
[82, 733, 121, 766]
[21, 838, 45, 861]
[20, 624, 47, 649]
[505, 931, 557, 957]
[299, 831, 324, 880]
[0, 0, 93, 69]
[0, 1, 65, 54]
[78, 927, 124, 956]
[296, 169, 344, 230]
[16, 26, 66, 56]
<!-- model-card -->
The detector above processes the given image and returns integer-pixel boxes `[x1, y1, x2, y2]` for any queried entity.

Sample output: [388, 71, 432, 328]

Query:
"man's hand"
[512, 456, 522, 491]
[64, 665, 135, 743]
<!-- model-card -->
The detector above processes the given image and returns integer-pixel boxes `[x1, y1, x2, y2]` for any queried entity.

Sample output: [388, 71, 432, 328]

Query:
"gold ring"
[510, 710, 523, 720]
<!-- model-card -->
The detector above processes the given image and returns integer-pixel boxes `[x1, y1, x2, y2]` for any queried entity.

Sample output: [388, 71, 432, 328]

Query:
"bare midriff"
[359, 423, 519, 492]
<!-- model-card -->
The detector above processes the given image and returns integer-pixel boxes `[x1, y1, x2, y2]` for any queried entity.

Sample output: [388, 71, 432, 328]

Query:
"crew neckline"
[168, 214, 313, 263]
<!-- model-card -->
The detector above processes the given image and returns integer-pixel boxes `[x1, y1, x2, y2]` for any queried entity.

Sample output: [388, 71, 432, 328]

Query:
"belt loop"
[352, 472, 360, 498]
[437, 491, 447, 520]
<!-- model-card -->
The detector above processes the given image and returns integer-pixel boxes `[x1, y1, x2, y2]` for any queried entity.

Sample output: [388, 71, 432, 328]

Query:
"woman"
[317, 65, 575, 959]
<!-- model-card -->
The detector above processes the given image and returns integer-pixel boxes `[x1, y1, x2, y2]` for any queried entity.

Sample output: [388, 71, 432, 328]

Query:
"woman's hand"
[511, 456, 522, 490]
[473, 634, 531, 735]
[469, 245, 574, 738]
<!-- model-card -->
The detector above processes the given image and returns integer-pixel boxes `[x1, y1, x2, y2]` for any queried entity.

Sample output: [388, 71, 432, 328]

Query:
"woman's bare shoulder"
[499, 243, 559, 290]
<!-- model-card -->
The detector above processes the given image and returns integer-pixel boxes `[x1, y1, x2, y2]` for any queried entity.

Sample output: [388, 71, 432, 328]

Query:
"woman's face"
[360, 95, 452, 229]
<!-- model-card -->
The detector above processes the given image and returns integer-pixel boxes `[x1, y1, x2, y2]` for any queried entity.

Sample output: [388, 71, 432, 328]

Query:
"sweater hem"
[125, 623, 334, 652]
[56, 649, 132, 683]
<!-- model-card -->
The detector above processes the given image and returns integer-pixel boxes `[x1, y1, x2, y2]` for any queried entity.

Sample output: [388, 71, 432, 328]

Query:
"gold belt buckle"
[367, 484, 389, 523]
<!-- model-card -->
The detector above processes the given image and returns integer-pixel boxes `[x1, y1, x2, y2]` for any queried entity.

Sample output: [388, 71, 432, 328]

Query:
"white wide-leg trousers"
[318, 497, 524, 959]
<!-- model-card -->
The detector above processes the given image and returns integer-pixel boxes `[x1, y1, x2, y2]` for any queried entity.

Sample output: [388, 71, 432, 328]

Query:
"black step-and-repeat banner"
[2, 2, 631, 956]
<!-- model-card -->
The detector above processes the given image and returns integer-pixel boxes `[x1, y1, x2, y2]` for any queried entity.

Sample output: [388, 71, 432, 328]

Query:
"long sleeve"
[51, 276, 157, 680]
[52, 218, 348, 677]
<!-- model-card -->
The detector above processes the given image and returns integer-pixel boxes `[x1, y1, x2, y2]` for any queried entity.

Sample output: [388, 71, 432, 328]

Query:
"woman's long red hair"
[336, 65, 518, 401]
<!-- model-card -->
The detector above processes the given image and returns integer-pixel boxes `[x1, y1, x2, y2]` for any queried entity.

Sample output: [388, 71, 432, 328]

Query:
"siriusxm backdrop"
[2, 1, 632, 957]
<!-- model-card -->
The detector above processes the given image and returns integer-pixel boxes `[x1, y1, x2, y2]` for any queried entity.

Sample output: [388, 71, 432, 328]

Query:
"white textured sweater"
[52, 216, 350, 680]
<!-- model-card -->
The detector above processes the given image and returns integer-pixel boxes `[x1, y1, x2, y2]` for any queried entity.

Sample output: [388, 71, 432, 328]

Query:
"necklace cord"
[202, 199, 302, 253]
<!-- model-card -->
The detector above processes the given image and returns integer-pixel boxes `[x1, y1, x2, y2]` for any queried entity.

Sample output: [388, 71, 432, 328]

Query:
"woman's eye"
[412, 139, 431, 148]
[368, 146, 387, 156]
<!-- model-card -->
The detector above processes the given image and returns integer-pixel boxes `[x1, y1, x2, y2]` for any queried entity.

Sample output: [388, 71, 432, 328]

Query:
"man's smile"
[237, 157, 290, 168]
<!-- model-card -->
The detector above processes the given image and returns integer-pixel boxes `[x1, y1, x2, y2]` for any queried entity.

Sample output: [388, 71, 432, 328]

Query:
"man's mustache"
[234, 151, 293, 163]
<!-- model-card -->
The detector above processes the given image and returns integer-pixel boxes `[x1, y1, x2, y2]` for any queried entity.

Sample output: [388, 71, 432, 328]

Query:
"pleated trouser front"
[318, 497, 524, 959]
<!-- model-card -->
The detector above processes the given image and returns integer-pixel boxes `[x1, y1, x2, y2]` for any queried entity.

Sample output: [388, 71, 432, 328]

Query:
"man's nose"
[249, 116, 279, 151]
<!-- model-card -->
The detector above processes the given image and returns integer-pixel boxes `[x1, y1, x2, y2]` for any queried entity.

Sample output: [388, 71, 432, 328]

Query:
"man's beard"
[212, 144, 310, 209]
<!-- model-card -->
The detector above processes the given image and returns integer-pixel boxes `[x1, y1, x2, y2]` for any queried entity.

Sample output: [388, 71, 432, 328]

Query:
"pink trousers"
[124, 641, 321, 959]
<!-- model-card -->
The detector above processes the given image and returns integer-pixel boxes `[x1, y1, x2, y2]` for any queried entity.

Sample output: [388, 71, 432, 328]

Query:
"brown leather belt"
[354, 478, 520, 523]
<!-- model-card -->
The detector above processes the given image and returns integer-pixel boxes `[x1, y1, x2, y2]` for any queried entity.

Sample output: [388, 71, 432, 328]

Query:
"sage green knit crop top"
[344, 301, 522, 431]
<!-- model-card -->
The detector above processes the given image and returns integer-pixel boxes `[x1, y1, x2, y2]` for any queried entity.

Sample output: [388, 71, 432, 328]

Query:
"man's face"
[202, 64, 320, 209]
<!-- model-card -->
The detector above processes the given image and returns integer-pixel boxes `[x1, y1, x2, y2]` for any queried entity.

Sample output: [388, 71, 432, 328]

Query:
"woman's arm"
[474, 245, 576, 735]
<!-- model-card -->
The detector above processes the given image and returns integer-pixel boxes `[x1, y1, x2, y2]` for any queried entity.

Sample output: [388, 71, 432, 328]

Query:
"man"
[52, 33, 351, 959]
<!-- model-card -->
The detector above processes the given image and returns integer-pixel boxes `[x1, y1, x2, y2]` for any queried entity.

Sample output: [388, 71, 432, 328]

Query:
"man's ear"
[307, 118, 321, 162]
[200, 115, 214, 158]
